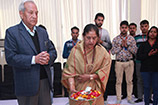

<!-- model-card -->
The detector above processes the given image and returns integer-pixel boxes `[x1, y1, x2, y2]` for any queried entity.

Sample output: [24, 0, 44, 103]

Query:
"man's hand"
[121, 39, 128, 48]
[35, 51, 50, 65]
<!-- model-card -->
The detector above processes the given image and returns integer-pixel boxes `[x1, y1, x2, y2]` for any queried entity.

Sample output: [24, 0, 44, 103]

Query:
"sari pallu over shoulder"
[61, 41, 111, 105]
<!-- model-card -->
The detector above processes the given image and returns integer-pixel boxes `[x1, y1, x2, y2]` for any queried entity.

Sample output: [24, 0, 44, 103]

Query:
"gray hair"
[19, 0, 35, 12]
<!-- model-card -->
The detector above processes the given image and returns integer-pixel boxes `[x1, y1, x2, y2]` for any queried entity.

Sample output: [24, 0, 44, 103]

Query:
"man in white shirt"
[94, 13, 112, 52]
[94, 13, 112, 105]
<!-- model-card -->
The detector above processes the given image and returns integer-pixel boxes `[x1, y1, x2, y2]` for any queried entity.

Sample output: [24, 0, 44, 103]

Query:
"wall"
[129, 0, 141, 34]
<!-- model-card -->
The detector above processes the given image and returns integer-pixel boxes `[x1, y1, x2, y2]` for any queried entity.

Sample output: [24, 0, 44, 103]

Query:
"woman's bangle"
[69, 82, 74, 85]
[90, 74, 93, 80]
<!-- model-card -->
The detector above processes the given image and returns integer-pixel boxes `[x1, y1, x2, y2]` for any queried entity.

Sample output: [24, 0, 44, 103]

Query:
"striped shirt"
[134, 33, 147, 47]
[134, 33, 147, 63]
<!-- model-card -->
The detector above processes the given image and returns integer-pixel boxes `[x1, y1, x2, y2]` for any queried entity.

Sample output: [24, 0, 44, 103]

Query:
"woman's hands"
[68, 74, 98, 93]
[148, 49, 158, 56]
[76, 74, 98, 83]
[69, 82, 77, 93]
[76, 74, 90, 83]
[68, 78, 77, 94]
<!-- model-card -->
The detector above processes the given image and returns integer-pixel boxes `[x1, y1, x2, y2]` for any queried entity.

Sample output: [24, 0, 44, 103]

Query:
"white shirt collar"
[22, 21, 36, 36]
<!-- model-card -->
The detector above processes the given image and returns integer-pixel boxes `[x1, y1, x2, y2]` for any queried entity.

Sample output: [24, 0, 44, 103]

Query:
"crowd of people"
[4, 0, 158, 105]
[61, 13, 158, 105]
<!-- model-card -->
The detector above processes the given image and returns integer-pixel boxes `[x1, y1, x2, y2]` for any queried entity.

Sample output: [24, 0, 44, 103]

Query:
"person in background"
[38, 24, 55, 104]
[111, 20, 137, 104]
[4, 0, 57, 105]
[129, 23, 137, 37]
[129, 22, 138, 97]
[137, 26, 158, 105]
[61, 24, 111, 105]
[134, 20, 153, 103]
[94, 12, 112, 105]
[38, 24, 46, 30]
[62, 26, 80, 98]
[94, 13, 112, 52]
[62, 26, 80, 59]
[121, 22, 138, 100]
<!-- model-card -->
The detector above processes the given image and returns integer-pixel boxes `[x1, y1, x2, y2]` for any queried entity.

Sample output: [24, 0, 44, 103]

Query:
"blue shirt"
[62, 39, 80, 59]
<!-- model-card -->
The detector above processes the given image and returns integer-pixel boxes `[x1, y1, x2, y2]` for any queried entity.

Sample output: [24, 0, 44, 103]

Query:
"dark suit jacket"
[4, 22, 57, 96]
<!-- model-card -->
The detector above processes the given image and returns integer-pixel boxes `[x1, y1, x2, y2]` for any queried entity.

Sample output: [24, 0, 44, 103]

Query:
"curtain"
[141, 0, 158, 27]
[0, 0, 128, 62]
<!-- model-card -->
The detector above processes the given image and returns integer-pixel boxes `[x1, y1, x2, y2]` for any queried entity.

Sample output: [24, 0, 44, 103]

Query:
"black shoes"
[149, 99, 153, 103]
[122, 95, 127, 99]
[134, 99, 153, 103]
[135, 99, 143, 103]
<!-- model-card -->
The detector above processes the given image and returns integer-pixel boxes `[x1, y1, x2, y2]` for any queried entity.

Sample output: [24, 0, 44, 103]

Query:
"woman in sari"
[61, 24, 111, 105]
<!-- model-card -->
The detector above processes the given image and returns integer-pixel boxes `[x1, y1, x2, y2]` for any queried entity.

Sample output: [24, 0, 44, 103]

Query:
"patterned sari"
[61, 41, 111, 105]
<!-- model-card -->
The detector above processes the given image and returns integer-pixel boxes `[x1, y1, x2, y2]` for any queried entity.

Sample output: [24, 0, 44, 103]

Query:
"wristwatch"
[90, 75, 93, 80]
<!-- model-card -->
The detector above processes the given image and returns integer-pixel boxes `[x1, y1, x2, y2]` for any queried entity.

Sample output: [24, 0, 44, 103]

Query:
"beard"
[130, 31, 135, 35]
[72, 37, 77, 41]
[142, 30, 148, 34]
[121, 31, 127, 36]
[96, 23, 102, 28]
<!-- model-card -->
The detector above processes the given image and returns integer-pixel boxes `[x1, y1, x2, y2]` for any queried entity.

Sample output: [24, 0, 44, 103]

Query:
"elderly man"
[4, 0, 57, 105]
